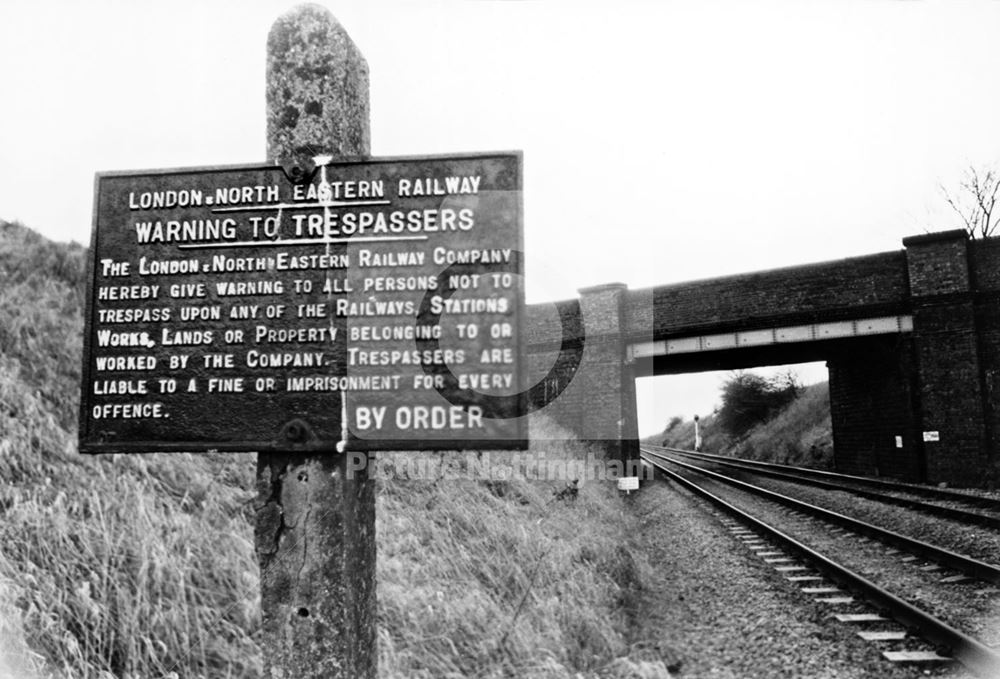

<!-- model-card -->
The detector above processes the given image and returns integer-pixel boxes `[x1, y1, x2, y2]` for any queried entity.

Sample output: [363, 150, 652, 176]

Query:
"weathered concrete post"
[254, 6, 376, 678]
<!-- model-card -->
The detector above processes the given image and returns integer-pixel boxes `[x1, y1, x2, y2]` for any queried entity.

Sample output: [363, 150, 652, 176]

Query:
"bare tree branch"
[941, 164, 1000, 238]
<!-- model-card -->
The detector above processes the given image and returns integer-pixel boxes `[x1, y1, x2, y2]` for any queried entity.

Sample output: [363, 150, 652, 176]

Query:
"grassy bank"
[652, 381, 833, 470]
[377, 430, 647, 678]
[727, 382, 833, 468]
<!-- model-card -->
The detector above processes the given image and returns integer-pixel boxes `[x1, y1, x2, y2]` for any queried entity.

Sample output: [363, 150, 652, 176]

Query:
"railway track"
[640, 446, 1000, 678]
[642, 447, 1000, 582]
[646, 444, 1000, 525]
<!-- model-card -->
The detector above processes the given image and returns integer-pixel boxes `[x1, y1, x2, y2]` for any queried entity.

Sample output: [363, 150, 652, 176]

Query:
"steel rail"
[646, 443, 1000, 512]
[642, 452, 1000, 679]
[641, 447, 1000, 584]
[651, 446, 1000, 530]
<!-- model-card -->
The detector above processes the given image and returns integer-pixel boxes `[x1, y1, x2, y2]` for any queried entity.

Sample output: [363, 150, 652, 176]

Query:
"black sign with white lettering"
[79, 152, 525, 453]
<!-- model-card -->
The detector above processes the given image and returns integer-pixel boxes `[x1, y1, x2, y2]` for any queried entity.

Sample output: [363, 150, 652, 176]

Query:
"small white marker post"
[618, 475, 640, 494]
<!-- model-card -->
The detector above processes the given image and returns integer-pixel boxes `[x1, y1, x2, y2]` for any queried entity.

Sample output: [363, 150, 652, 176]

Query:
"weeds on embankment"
[728, 382, 833, 468]
[655, 381, 833, 470]
[377, 428, 646, 678]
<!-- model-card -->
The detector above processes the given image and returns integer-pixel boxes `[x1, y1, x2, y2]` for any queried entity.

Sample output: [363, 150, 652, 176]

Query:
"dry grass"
[377, 420, 645, 678]
[0, 357, 260, 678]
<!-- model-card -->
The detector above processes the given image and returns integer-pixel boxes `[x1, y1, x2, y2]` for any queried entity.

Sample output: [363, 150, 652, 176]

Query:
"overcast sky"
[2, 1, 999, 436]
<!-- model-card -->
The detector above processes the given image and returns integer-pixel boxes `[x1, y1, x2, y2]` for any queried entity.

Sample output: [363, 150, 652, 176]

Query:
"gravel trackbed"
[627, 478, 956, 679]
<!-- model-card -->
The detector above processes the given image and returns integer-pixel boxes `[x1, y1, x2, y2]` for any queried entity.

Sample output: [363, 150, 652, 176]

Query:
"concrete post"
[254, 7, 376, 678]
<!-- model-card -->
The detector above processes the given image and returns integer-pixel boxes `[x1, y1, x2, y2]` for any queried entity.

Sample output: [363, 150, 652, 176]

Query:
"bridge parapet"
[633, 251, 910, 339]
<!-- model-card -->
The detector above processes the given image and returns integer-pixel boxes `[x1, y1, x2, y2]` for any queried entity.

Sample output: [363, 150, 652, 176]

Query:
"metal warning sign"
[80, 152, 525, 453]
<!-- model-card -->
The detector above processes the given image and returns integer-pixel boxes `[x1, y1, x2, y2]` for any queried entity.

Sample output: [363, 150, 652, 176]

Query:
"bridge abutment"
[904, 230, 993, 487]
[524, 284, 640, 470]
[572, 283, 640, 466]
[828, 336, 922, 481]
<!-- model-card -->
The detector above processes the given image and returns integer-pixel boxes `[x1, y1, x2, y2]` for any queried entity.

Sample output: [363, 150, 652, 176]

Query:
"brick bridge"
[525, 229, 1000, 488]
